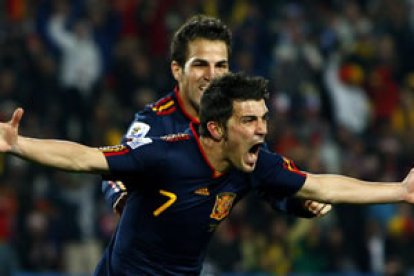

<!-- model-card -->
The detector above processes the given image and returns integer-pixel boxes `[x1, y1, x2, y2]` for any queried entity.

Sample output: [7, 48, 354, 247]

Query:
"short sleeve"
[252, 148, 307, 199]
[101, 137, 164, 176]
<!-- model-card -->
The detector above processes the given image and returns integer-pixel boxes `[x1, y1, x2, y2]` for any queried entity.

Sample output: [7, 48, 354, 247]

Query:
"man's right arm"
[15, 136, 108, 173]
[1, 108, 109, 173]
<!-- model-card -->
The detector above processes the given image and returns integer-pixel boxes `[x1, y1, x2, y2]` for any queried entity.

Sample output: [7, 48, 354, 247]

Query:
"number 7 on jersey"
[153, 190, 177, 217]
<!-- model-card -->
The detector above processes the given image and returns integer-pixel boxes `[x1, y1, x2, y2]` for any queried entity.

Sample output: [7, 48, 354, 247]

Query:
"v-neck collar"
[190, 122, 224, 179]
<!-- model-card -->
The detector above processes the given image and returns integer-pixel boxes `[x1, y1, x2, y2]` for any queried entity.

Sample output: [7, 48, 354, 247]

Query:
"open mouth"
[248, 142, 263, 155]
[199, 86, 208, 92]
[244, 142, 264, 170]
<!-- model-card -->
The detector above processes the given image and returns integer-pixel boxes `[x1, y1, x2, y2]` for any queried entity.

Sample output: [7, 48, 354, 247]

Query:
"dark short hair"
[170, 15, 232, 67]
[199, 72, 269, 137]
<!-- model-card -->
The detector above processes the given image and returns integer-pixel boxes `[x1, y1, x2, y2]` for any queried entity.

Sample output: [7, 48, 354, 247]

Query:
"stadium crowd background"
[1, 0, 414, 275]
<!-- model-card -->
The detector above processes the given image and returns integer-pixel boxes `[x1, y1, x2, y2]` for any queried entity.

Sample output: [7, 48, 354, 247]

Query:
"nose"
[204, 65, 217, 80]
[256, 119, 267, 136]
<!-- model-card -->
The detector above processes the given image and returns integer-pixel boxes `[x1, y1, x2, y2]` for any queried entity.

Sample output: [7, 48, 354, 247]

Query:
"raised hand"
[402, 168, 414, 204]
[0, 108, 23, 152]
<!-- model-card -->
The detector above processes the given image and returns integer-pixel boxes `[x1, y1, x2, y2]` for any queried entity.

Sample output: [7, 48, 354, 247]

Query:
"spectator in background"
[260, 217, 292, 275]
[324, 54, 371, 135]
[0, 187, 19, 276]
[366, 34, 400, 129]
[391, 73, 414, 146]
[385, 204, 414, 273]
[41, 2, 107, 273]
[270, 2, 324, 123]
[47, 1, 103, 142]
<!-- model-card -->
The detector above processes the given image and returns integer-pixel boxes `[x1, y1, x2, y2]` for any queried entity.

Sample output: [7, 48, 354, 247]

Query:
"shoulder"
[125, 92, 180, 139]
[256, 148, 283, 166]
[124, 133, 194, 169]
[156, 132, 195, 157]
[256, 148, 304, 175]
[124, 133, 192, 153]
[131, 91, 178, 120]
[146, 92, 178, 117]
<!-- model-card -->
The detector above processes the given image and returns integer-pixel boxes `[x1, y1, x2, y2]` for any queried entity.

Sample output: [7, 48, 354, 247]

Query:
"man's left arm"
[255, 148, 332, 218]
[297, 172, 414, 204]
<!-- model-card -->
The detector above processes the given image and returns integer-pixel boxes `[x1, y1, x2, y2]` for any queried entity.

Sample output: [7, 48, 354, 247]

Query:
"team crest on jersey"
[160, 133, 191, 142]
[210, 192, 236, 221]
[125, 122, 150, 139]
[126, 137, 153, 149]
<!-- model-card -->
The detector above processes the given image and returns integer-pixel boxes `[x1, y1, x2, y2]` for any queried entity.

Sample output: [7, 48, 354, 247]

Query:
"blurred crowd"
[1, 0, 414, 275]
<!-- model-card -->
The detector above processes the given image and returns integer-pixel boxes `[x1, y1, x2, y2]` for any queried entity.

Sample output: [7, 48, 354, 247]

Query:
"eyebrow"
[190, 58, 229, 65]
[241, 111, 269, 120]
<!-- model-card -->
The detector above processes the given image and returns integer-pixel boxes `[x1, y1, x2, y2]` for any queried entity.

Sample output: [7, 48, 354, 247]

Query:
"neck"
[181, 97, 199, 120]
[175, 87, 200, 122]
[199, 136, 230, 173]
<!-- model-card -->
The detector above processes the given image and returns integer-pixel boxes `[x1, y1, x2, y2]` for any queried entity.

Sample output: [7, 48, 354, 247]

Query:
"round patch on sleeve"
[125, 122, 151, 139]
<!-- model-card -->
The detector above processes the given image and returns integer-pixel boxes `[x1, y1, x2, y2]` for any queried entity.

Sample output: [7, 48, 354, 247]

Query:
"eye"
[191, 60, 208, 67]
[241, 116, 256, 124]
[192, 62, 205, 67]
[216, 62, 229, 70]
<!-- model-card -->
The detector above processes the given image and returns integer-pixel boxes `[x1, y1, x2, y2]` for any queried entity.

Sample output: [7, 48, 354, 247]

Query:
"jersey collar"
[174, 86, 200, 124]
[190, 122, 223, 179]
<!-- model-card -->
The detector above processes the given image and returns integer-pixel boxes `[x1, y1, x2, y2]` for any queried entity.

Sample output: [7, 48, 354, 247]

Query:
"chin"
[242, 163, 256, 173]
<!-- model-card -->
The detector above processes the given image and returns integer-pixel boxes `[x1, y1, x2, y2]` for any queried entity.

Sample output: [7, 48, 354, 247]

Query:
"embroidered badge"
[210, 192, 236, 221]
[125, 122, 150, 139]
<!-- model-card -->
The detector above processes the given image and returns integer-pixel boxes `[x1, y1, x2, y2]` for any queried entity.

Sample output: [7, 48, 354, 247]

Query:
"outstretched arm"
[297, 171, 414, 204]
[0, 108, 109, 173]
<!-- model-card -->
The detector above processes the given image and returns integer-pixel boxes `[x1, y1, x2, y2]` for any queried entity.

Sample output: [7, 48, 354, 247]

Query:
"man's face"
[223, 99, 268, 172]
[172, 39, 229, 118]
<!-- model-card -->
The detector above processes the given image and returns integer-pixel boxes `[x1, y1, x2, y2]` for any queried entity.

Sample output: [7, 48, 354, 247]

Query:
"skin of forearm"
[12, 136, 107, 173]
[300, 174, 405, 204]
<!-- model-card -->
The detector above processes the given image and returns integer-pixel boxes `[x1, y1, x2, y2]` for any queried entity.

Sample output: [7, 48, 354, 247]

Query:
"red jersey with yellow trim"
[99, 123, 306, 275]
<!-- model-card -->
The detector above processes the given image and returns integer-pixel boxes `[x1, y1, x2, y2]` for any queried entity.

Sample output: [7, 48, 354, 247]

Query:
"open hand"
[402, 168, 414, 204]
[0, 108, 23, 152]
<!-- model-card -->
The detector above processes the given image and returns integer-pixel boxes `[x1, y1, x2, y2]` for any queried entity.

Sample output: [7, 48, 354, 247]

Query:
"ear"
[207, 121, 224, 141]
[171, 61, 182, 81]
